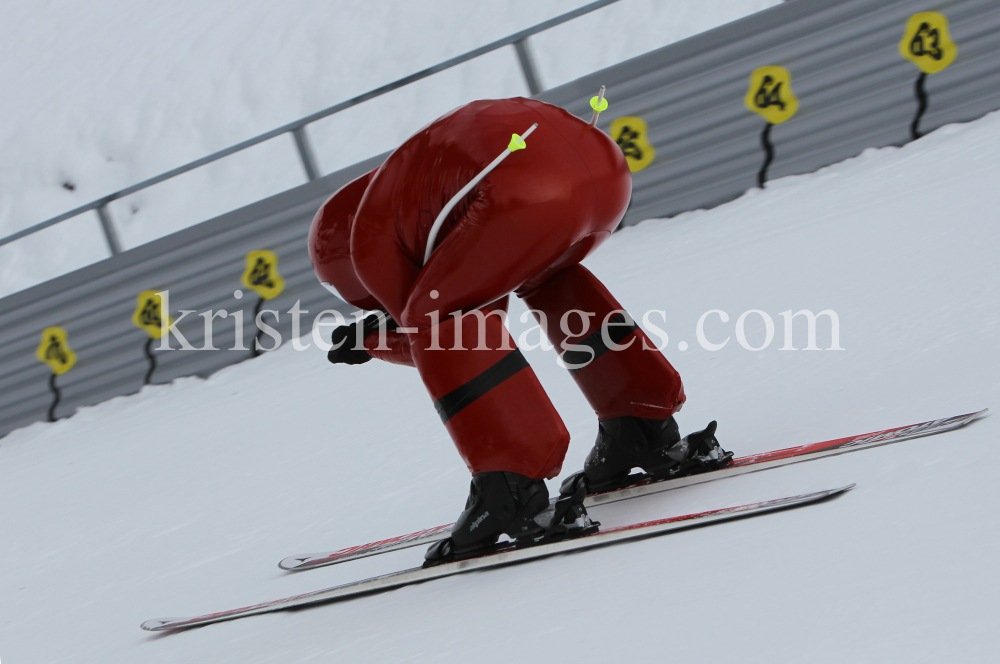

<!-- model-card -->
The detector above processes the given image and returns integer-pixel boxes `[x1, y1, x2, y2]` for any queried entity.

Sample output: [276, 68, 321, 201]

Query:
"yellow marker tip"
[509, 133, 527, 151]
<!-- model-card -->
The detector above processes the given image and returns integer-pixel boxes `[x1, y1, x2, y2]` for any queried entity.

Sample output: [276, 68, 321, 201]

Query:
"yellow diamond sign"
[745, 66, 799, 125]
[900, 12, 957, 74]
[242, 250, 285, 300]
[131, 290, 173, 339]
[36, 327, 77, 375]
[609, 116, 655, 173]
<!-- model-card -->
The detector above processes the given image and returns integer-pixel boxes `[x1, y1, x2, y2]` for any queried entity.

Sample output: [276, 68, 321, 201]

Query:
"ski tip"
[804, 483, 855, 504]
[960, 408, 988, 422]
[775, 484, 855, 512]
[141, 617, 186, 632]
[817, 482, 857, 499]
[278, 556, 308, 571]
[279, 552, 337, 570]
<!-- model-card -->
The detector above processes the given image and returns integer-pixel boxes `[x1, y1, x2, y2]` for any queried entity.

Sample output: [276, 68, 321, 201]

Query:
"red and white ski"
[143, 484, 853, 632]
[279, 409, 985, 572]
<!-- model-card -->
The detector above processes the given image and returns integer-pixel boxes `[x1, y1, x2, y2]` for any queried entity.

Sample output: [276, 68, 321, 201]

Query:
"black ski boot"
[424, 471, 549, 565]
[424, 471, 599, 567]
[577, 417, 733, 492]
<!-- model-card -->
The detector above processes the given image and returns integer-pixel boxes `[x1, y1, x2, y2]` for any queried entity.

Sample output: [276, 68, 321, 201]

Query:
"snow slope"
[0, 0, 778, 299]
[1, 104, 998, 661]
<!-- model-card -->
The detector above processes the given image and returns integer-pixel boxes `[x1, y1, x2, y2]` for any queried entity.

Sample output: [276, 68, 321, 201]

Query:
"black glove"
[328, 313, 393, 365]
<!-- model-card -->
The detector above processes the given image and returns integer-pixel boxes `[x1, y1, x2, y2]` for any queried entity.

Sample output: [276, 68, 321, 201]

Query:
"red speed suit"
[309, 98, 684, 480]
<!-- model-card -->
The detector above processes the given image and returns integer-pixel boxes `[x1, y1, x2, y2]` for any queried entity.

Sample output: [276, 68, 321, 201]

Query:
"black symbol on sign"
[754, 76, 786, 110]
[615, 126, 643, 161]
[140, 298, 161, 327]
[250, 258, 276, 289]
[910, 22, 942, 60]
[45, 336, 69, 365]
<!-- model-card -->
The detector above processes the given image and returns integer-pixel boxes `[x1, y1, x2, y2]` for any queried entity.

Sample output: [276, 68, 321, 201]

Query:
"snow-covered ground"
[2, 95, 998, 661]
[0, 0, 778, 299]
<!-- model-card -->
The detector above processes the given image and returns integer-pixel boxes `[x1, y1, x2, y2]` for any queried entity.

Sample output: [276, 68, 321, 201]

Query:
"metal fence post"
[292, 126, 321, 182]
[95, 204, 122, 256]
[514, 38, 543, 96]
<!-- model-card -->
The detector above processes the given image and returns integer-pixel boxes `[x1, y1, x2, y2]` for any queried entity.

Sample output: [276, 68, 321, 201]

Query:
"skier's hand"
[328, 313, 392, 365]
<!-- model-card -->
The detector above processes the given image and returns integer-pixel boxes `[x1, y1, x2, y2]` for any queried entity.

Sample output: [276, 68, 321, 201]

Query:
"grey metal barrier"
[2, 0, 1000, 439]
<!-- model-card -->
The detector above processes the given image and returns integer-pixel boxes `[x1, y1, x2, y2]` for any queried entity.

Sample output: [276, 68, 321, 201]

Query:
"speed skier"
[308, 96, 732, 563]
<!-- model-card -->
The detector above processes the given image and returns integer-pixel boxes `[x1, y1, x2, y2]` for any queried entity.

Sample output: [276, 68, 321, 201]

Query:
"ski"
[143, 484, 853, 632]
[280, 409, 985, 571]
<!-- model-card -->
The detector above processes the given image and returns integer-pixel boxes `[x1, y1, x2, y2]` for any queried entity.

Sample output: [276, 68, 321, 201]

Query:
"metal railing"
[0, 0, 621, 257]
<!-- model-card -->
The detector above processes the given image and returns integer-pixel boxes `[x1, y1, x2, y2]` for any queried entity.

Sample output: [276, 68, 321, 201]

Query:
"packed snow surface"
[2, 93, 999, 661]
[0, 0, 778, 298]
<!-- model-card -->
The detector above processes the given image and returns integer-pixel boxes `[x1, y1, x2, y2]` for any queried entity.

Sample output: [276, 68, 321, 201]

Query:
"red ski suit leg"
[344, 98, 633, 478]
[408, 299, 570, 479]
[519, 265, 686, 421]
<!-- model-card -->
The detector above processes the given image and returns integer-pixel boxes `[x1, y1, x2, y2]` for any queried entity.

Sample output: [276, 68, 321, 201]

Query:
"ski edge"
[278, 409, 985, 571]
[143, 484, 853, 632]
